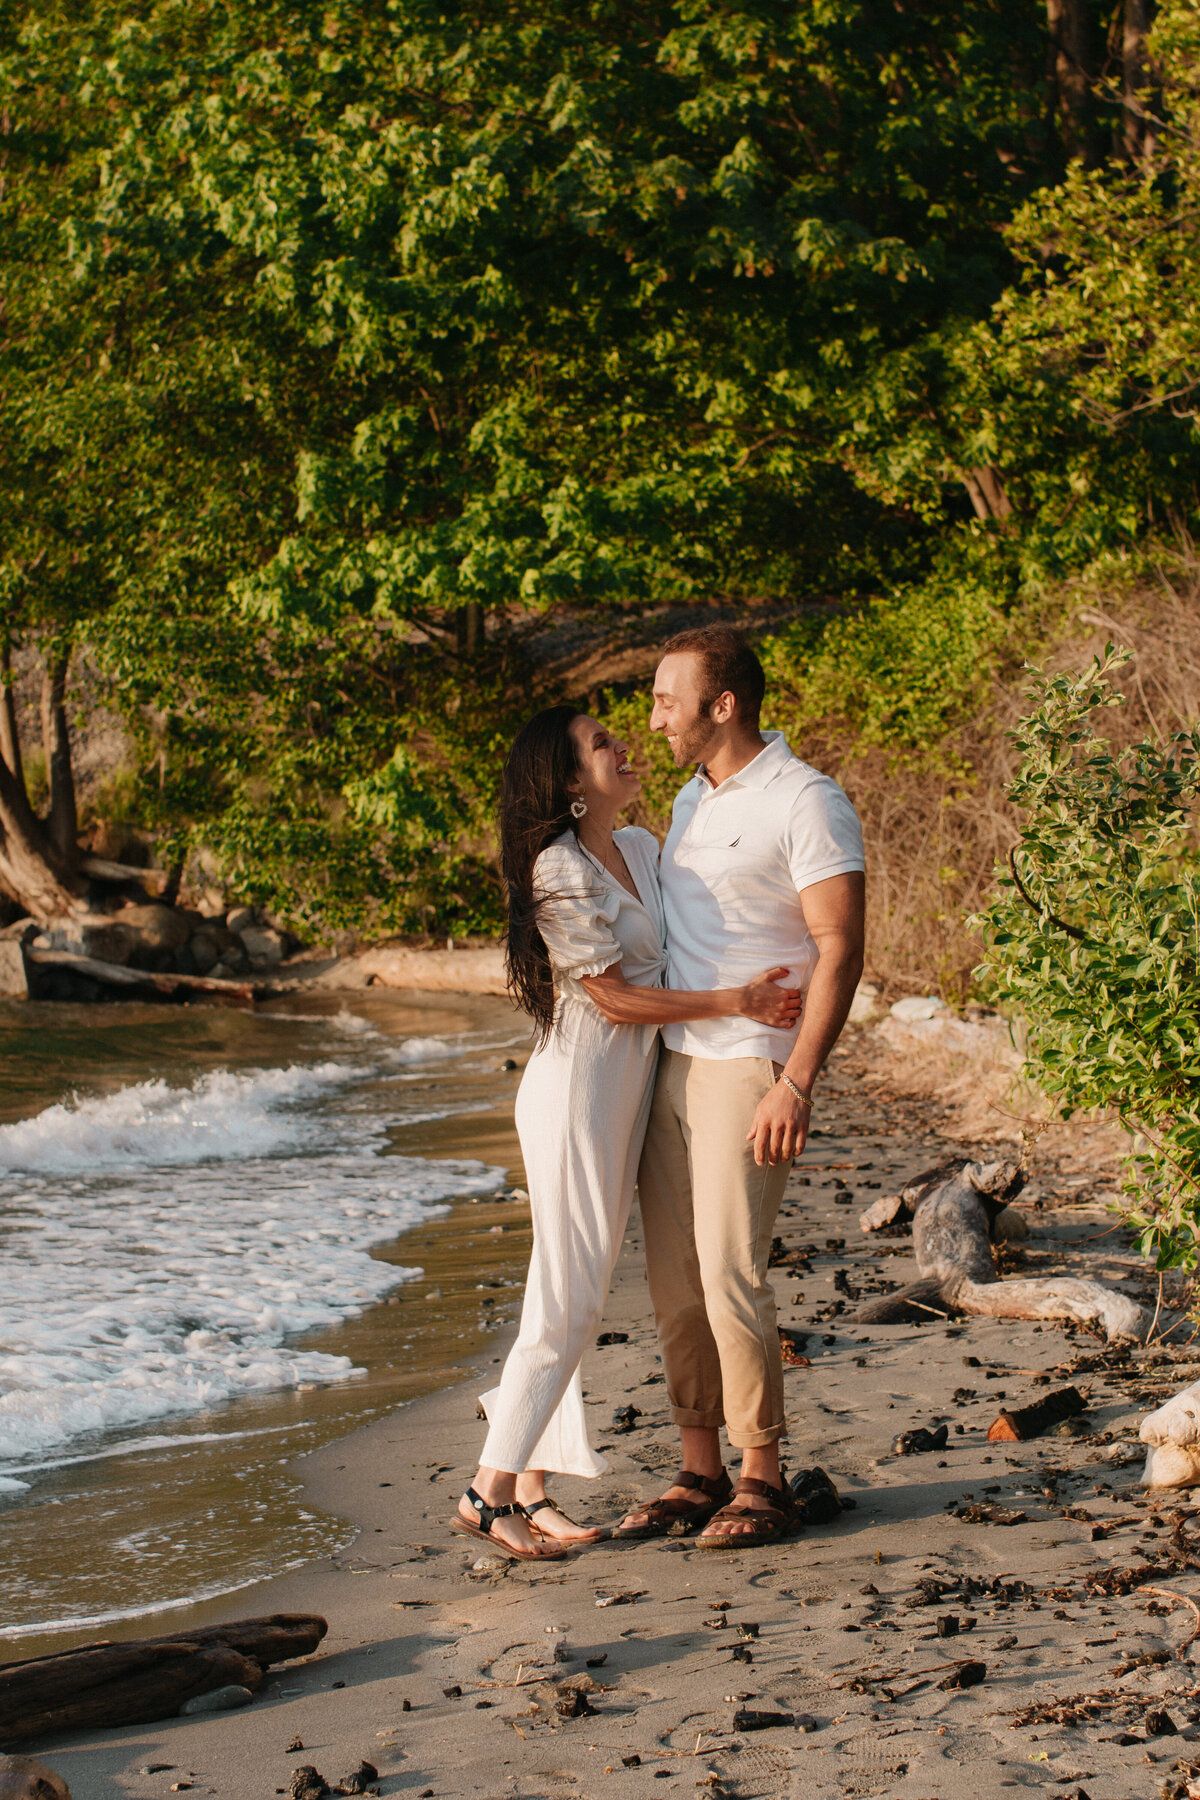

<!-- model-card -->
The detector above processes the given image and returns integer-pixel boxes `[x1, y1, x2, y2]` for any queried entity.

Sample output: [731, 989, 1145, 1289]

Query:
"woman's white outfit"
[479, 826, 665, 1477]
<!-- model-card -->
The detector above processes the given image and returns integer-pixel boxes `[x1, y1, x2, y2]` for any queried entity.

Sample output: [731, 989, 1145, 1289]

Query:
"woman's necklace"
[580, 831, 637, 899]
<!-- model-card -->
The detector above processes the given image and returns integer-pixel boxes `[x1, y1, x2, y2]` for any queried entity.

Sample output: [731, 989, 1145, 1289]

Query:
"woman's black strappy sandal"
[524, 1495, 609, 1543]
[450, 1486, 569, 1560]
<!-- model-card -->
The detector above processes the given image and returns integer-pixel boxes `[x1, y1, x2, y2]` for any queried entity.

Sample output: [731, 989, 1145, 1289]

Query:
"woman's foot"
[452, 1486, 566, 1560]
[516, 1483, 605, 1544]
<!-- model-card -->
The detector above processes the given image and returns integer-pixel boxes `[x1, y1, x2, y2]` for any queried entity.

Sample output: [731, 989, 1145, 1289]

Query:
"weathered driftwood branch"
[855, 1158, 1155, 1343]
[0, 1614, 326, 1745]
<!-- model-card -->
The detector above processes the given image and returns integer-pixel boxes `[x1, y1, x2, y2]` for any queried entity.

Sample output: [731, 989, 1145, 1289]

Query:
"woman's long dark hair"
[500, 704, 582, 1042]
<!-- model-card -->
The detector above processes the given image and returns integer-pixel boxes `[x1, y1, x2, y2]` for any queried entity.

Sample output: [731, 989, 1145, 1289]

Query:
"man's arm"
[746, 870, 866, 1167]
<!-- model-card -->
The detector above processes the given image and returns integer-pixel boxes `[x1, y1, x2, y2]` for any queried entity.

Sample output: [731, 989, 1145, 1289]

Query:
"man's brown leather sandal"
[696, 1475, 799, 1549]
[611, 1468, 733, 1539]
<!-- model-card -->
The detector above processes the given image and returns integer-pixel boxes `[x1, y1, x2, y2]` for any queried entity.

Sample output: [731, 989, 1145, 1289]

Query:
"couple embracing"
[452, 625, 865, 1557]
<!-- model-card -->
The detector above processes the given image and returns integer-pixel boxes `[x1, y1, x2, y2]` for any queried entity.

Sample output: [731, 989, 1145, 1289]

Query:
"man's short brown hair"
[659, 625, 766, 727]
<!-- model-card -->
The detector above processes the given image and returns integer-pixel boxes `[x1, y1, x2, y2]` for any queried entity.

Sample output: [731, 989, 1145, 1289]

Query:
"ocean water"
[0, 990, 528, 1643]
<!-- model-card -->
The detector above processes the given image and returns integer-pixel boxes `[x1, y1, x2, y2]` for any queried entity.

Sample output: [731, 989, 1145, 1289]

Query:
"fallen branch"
[855, 1159, 1159, 1343]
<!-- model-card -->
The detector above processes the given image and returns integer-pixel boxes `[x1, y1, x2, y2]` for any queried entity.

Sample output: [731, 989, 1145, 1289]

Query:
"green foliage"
[978, 649, 1200, 1272]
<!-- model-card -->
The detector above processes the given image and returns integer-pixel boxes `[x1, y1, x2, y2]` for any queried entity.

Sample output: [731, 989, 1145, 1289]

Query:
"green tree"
[978, 647, 1200, 1273]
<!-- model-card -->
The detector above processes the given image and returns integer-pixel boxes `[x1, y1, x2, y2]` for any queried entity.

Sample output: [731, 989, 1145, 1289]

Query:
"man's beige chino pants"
[637, 1047, 791, 1448]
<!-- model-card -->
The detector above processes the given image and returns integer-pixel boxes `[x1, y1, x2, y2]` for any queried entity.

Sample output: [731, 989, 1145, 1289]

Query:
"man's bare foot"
[696, 1487, 777, 1539]
[617, 1478, 713, 1534]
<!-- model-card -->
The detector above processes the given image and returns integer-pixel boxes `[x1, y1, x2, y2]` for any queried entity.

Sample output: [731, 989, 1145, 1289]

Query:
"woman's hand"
[739, 967, 804, 1028]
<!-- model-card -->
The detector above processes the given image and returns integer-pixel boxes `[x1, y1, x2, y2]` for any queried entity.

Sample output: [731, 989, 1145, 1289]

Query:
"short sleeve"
[534, 842, 622, 980]
[786, 776, 865, 893]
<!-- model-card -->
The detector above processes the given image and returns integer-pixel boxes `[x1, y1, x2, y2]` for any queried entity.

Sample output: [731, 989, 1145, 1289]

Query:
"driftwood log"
[854, 1158, 1155, 1343]
[0, 1614, 325, 1746]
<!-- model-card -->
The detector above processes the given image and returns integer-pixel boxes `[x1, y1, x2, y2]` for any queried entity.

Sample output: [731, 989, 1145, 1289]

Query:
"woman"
[452, 706, 802, 1560]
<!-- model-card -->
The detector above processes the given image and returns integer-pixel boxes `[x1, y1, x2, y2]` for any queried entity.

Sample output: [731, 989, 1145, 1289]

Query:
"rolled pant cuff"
[727, 1423, 788, 1448]
[669, 1404, 725, 1429]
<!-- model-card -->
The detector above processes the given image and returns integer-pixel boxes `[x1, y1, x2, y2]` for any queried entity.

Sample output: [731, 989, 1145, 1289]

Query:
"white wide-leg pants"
[479, 1001, 659, 1477]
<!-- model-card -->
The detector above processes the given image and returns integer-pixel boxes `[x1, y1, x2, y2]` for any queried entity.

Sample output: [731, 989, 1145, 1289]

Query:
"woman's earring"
[570, 797, 587, 819]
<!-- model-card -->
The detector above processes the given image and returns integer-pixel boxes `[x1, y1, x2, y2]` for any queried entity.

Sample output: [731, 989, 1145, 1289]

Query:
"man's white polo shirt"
[660, 731, 864, 1063]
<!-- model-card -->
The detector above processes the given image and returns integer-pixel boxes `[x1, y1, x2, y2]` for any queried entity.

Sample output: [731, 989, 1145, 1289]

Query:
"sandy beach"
[17, 1020, 1200, 1800]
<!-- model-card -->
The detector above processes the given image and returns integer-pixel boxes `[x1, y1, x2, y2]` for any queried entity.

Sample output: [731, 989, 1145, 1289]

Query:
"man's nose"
[648, 705, 664, 731]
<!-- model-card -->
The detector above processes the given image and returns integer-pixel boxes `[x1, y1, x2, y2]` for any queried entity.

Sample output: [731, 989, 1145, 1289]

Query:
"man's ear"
[708, 689, 737, 725]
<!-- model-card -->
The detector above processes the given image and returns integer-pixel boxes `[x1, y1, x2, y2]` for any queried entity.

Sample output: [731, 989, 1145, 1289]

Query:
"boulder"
[189, 931, 221, 974]
[226, 906, 256, 934]
[889, 995, 948, 1023]
[847, 980, 883, 1023]
[1141, 1380, 1200, 1488]
[0, 1755, 71, 1800]
[118, 904, 192, 956]
[239, 926, 285, 968]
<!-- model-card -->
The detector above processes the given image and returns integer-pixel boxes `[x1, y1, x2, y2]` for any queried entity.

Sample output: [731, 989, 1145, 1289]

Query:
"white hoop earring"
[570, 798, 587, 819]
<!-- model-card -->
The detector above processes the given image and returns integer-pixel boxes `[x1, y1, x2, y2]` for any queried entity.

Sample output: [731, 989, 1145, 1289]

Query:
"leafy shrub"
[978, 648, 1200, 1273]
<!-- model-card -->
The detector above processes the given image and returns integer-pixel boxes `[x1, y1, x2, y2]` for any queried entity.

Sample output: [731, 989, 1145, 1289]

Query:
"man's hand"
[747, 1081, 811, 1167]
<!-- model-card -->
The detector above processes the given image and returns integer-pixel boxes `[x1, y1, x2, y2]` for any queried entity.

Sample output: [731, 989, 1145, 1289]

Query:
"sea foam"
[0, 1056, 502, 1468]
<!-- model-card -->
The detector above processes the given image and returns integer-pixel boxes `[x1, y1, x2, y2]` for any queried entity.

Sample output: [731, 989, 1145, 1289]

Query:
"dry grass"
[804, 547, 1200, 1001]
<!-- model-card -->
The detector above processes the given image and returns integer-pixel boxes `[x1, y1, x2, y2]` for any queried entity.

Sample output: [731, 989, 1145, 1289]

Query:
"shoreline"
[23, 1024, 1192, 1800]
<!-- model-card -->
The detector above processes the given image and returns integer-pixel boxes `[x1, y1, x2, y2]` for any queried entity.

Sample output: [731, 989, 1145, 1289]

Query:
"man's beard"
[668, 709, 719, 768]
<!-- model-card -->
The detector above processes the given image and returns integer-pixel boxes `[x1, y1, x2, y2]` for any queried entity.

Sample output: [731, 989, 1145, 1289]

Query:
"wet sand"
[22, 1026, 1200, 1800]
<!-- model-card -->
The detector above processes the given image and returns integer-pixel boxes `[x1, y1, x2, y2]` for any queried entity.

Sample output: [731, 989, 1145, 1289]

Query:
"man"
[616, 625, 865, 1547]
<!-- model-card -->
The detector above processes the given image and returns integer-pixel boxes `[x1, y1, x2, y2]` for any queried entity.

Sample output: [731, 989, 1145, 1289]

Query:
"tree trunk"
[1046, 0, 1102, 164]
[1122, 0, 1155, 162]
[40, 650, 78, 859]
[963, 467, 1013, 522]
[457, 600, 484, 656]
[0, 642, 83, 921]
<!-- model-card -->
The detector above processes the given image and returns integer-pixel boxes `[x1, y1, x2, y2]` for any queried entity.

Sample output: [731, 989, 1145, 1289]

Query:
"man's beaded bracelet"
[779, 1074, 812, 1108]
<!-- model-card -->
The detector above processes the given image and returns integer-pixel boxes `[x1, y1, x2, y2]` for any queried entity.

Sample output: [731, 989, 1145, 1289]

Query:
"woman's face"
[568, 715, 642, 813]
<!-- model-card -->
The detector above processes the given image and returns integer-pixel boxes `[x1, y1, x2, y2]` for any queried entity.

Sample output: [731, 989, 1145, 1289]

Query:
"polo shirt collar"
[697, 730, 791, 793]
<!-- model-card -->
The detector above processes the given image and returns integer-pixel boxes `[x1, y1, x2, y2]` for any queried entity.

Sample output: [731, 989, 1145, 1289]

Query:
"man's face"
[650, 653, 719, 768]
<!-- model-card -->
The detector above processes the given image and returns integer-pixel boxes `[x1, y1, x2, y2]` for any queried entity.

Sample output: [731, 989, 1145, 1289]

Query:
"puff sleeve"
[533, 841, 622, 981]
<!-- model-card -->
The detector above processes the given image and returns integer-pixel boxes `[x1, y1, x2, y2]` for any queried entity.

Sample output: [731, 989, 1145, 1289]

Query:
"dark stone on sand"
[501, 1059, 518, 1071]
[937, 1660, 986, 1690]
[337, 1763, 379, 1795]
[586, 1654, 607, 1668]
[442, 1686, 461, 1698]
[289, 1770, 329, 1800]
[596, 1332, 627, 1345]
[611, 1405, 641, 1432]
[554, 1690, 594, 1719]
[733, 1709, 793, 1731]
[936, 1615, 960, 1638]
[621, 1754, 641, 1768]
[1144, 1710, 1178, 1736]
[286, 1739, 304, 1753]
[789, 1466, 847, 1525]
[891, 1424, 948, 1455]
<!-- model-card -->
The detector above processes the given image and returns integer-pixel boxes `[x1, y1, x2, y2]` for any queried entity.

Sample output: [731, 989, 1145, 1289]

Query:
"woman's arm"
[580, 964, 803, 1029]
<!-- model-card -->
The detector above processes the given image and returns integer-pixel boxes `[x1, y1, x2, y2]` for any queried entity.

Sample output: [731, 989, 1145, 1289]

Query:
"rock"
[847, 981, 883, 1023]
[226, 906, 256, 934]
[337, 1763, 379, 1795]
[239, 925, 285, 967]
[0, 1756, 72, 1800]
[289, 1769, 329, 1800]
[178, 1683, 255, 1715]
[892, 1424, 949, 1455]
[938, 1660, 986, 1690]
[789, 1466, 847, 1525]
[889, 995, 948, 1023]
[173, 943, 197, 975]
[595, 1331, 627, 1345]
[118, 903, 193, 955]
[610, 1405, 641, 1433]
[59, 918, 135, 965]
[189, 932, 221, 974]
[1141, 1379, 1200, 1488]
[732, 1708, 793, 1731]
